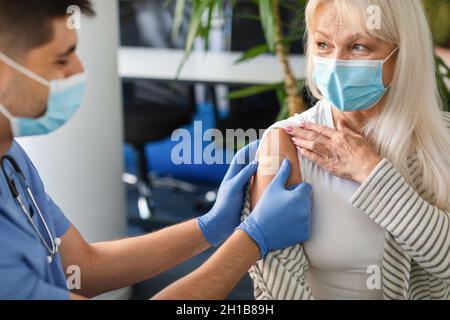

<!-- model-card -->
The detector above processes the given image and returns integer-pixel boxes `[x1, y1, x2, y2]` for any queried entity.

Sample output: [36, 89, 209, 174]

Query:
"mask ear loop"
[0, 52, 50, 87]
[383, 47, 399, 63]
[0, 103, 13, 121]
[382, 47, 399, 90]
[0, 52, 51, 137]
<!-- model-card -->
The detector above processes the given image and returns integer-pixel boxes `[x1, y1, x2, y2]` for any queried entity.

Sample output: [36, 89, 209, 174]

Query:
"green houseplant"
[422, 0, 450, 112]
[422, 0, 450, 48]
[172, 0, 308, 120]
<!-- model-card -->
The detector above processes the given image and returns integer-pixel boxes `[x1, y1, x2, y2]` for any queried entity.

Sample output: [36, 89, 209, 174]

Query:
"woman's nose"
[333, 49, 352, 60]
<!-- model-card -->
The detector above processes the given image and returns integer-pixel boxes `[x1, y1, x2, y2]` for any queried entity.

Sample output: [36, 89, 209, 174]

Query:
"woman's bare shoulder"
[250, 128, 301, 208]
[248, 102, 328, 208]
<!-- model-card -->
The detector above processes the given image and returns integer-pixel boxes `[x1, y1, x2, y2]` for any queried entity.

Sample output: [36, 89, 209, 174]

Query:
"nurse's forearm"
[66, 219, 210, 298]
[152, 230, 260, 300]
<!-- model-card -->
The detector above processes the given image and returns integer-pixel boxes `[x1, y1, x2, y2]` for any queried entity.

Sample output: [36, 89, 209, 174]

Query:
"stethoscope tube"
[1, 155, 61, 264]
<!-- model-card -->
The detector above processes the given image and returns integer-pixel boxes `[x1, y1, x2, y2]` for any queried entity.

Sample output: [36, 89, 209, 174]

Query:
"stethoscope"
[1, 155, 61, 264]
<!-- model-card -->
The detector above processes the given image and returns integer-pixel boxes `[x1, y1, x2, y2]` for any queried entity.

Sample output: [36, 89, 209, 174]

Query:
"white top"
[118, 47, 306, 85]
[245, 108, 450, 300]
[259, 100, 386, 299]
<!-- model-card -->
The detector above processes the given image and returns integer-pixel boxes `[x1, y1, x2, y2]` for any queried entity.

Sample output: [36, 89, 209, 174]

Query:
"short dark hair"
[0, 0, 95, 55]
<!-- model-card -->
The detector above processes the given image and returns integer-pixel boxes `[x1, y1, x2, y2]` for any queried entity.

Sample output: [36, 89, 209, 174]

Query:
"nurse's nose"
[65, 53, 85, 77]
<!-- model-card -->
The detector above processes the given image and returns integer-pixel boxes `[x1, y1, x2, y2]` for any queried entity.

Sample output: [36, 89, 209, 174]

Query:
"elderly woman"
[244, 0, 450, 300]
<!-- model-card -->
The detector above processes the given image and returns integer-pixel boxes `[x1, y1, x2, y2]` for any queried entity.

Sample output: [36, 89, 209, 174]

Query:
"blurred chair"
[120, 0, 197, 223]
[122, 86, 196, 221]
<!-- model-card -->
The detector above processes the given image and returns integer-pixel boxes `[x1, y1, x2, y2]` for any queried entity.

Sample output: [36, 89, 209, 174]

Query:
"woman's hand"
[285, 119, 382, 184]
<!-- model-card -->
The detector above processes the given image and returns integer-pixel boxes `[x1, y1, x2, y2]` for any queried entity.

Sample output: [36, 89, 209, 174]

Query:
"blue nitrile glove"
[237, 159, 312, 258]
[197, 140, 260, 246]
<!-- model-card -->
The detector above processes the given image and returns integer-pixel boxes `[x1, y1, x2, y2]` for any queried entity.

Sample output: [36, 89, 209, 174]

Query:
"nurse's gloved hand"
[237, 159, 312, 258]
[197, 141, 260, 246]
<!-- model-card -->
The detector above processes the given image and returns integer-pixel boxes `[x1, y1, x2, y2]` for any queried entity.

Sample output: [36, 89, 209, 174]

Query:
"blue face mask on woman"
[312, 48, 398, 112]
[0, 52, 87, 137]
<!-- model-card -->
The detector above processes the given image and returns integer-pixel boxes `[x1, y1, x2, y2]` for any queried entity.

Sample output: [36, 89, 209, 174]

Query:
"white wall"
[18, 0, 127, 244]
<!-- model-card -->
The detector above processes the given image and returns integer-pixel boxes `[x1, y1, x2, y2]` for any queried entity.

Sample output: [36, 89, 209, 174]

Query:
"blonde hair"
[305, 0, 450, 211]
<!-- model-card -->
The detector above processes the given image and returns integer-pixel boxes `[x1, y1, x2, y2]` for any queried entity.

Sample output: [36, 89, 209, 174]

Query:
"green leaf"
[275, 80, 306, 120]
[203, 2, 215, 51]
[172, 0, 186, 43]
[436, 55, 450, 112]
[258, 0, 276, 52]
[226, 82, 284, 100]
[275, 86, 289, 121]
[234, 43, 270, 64]
[234, 34, 303, 65]
[185, 0, 207, 55]
[175, 0, 212, 78]
[216, 0, 224, 17]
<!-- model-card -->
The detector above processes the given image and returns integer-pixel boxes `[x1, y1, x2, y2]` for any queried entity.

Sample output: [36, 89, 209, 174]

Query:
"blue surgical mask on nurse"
[0, 51, 87, 137]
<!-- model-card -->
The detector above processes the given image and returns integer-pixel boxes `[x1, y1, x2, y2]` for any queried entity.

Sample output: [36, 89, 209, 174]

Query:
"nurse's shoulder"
[7, 140, 46, 193]
[5, 140, 72, 236]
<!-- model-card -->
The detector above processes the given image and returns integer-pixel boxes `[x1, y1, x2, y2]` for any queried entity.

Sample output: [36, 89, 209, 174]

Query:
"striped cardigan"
[242, 111, 450, 300]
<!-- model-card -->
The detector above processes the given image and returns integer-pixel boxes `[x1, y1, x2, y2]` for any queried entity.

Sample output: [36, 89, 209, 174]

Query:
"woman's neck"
[331, 100, 385, 133]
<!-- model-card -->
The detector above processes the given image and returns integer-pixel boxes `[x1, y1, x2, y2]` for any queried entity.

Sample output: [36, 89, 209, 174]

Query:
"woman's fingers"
[299, 122, 338, 139]
[292, 137, 330, 159]
[285, 122, 333, 160]
[286, 125, 330, 143]
[297, 147, 326, 167]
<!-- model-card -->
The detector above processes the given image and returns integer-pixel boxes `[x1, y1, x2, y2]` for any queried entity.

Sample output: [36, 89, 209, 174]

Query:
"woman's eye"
[317, 42, 329, 50]
[352, 44, 367, 52]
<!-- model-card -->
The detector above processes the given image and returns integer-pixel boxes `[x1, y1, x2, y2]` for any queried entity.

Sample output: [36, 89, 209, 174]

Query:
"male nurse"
[0, 0, 312, 300]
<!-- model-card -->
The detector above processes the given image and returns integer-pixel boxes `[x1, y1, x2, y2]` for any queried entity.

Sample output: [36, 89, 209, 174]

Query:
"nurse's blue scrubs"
[0, 141, 71, 299]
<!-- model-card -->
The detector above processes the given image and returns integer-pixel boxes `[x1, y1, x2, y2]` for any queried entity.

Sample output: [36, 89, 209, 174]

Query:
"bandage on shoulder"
[258, 155, 283, 176]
